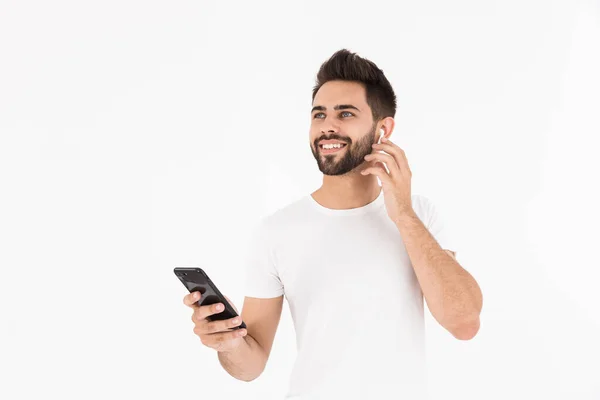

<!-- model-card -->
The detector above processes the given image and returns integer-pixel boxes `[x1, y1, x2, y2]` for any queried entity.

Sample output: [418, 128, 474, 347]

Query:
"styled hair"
[312, 49, 397, 121]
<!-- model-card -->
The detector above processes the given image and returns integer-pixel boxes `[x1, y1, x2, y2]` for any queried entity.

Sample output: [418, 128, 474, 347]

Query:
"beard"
[311, 123, 378, 176]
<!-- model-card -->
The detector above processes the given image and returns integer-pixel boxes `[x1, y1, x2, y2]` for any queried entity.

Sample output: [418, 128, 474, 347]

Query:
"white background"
[1, 0, 599, 399]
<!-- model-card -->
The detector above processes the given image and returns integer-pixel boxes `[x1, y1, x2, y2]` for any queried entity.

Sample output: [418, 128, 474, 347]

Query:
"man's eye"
[313, 111, 353, 119]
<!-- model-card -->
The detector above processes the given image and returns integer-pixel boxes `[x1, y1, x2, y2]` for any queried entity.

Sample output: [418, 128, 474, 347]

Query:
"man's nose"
[321, 124, 338, 135]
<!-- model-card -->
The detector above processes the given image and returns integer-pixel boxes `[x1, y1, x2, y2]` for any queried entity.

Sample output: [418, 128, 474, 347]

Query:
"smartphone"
[174, 267, 246, 330]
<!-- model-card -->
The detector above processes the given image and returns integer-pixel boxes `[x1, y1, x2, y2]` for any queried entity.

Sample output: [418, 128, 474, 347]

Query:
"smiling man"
[187, 49, 483, 400]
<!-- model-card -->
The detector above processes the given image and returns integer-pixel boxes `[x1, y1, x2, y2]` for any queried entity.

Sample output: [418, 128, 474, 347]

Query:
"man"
[183, 49, 483, 399]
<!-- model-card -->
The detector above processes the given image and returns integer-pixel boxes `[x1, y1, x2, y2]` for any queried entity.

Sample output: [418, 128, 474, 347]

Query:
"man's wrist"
[393, 208, 419, 227]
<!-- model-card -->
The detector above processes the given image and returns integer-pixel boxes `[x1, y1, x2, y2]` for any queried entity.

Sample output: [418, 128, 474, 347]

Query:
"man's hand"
[183, 292, 247, 352]
[362, 136, 415, 222]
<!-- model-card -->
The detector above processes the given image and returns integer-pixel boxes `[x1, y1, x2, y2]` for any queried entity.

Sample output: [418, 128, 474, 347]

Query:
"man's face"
[310, 80, 377, 176]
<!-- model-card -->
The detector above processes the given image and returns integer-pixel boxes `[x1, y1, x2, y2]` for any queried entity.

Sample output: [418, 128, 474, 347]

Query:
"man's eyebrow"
[311, 104, 361, 113]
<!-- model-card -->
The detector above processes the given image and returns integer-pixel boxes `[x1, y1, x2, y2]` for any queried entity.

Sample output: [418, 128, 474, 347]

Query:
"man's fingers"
[361, 165, 392, 185]
[194, 302, 226, 322]
[203, 316, 243, 334]
[364, 152, 399, 176]
[374, 139, 411, 175]
[183, 291, 201, 307]
[199, 329, 247, 347]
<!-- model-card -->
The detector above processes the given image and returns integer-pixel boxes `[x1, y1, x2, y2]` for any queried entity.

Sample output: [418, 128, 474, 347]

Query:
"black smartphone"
[174, 267, 246, 330]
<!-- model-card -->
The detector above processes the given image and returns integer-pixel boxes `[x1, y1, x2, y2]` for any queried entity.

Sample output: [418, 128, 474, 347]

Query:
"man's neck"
[311, 174, 381, 210]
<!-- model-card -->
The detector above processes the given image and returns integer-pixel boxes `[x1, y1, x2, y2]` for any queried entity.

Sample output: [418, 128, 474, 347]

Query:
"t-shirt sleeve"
[418, 196, 460, 260]
[243, 218, 285, 298]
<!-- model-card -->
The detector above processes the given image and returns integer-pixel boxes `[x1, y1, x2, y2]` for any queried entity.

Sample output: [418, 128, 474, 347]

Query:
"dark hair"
[312, 49, 397, 121]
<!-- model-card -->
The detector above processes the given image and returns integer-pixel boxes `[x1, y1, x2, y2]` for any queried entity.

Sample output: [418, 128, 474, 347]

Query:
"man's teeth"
[322, 143, 345, 149]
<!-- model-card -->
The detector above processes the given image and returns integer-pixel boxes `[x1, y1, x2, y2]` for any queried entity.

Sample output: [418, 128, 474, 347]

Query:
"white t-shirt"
[244, 188, 458, 400]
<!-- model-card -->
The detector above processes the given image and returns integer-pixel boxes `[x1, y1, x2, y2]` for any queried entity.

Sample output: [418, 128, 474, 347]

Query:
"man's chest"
[274, 218, 420, 305]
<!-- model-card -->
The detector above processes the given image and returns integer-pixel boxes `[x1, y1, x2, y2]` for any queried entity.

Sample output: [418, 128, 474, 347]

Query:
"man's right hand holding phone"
[183, 291, 247, 352]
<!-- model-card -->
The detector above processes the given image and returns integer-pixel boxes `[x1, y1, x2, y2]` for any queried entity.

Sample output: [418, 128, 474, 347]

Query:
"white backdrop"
[1, 1, 599, 399]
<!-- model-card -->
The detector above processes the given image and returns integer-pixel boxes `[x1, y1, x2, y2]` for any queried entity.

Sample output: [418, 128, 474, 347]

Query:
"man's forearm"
[395, 211, 483, 339]
[217, 333, 267, 382]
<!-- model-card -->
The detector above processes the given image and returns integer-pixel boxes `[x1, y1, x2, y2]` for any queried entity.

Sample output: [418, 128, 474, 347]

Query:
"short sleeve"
[243, 218, 285, 298]
[416, 196, 460, 261]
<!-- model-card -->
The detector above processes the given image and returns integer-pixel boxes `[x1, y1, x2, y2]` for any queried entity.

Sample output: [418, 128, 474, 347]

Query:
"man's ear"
[378, 117, 395, 140]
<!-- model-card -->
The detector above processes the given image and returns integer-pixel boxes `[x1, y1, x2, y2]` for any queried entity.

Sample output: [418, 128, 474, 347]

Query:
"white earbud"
[378, 128, 385, 143]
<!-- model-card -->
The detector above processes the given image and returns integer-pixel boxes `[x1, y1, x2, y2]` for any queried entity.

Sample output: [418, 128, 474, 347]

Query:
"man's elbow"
[450, 316, 480, 340]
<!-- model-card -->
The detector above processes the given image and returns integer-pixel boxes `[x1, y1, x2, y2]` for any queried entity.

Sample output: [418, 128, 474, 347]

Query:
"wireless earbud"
[374, 128, 390, 175]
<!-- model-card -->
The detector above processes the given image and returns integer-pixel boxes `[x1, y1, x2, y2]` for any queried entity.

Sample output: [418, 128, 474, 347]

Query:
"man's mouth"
[319, 143, 347, 154]
[319, 142, 348, 154]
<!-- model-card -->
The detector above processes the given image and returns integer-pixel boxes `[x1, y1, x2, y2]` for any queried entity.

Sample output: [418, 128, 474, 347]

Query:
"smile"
[319, 143, 347, 154]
